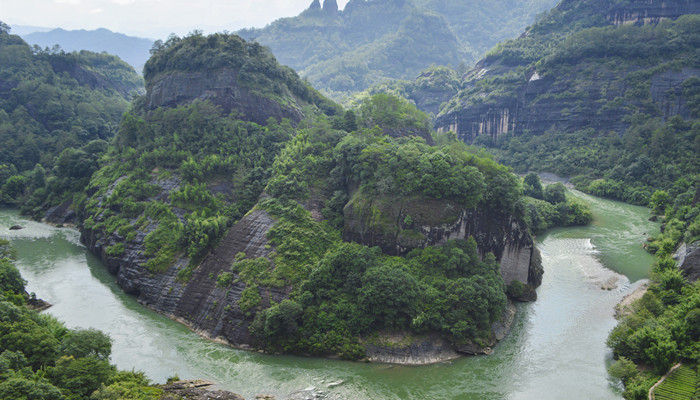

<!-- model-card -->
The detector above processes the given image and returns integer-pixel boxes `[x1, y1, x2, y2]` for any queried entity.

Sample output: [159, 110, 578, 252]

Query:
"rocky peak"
[309, 0, 321, 10]
[323, 0, 339, 14]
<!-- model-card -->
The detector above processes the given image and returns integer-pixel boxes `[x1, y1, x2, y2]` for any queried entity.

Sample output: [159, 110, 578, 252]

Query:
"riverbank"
[615, 280, 649, 318]
[2, 193, 659, 399]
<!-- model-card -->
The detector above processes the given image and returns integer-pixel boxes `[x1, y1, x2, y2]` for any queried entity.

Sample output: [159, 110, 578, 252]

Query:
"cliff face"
[437, 66, 700, 143]
[434, 0, 700, 143]
[343, 195, 542, 287]
[82, 200, 284, 347]
[146, 69, 303, 125]
[607, 0, 700, 25]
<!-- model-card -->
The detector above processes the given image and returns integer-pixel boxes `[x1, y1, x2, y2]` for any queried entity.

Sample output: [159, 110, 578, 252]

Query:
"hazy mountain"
[21, 27, 153, 74]
[238, 0, 560, 101]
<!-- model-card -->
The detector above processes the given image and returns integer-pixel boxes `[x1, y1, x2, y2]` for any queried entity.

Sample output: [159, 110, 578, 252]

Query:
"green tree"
[523, 172, 544, 199]
[544, 182, 567, 204]
[58, 328, 112, 361]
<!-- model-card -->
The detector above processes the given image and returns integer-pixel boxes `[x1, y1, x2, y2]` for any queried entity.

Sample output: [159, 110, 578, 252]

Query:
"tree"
[544, 182, 567, 204]
[608, 356, 638, 385]
[649, 190, 669, 215]
[358, 265, 419, 329]
[58, 328, 112, 361]
[523, 172, 544, 199]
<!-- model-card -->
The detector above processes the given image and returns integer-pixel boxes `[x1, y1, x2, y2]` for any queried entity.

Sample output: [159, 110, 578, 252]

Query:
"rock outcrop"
[673, 240, 700, 282]
[82, 206, 284, 348]
[434, 0, 700, 143]
[436, 65, 700, 144]
[343, 195, 542, 287]
[146, 69, 303, 125]
[606, 0, 700, 25]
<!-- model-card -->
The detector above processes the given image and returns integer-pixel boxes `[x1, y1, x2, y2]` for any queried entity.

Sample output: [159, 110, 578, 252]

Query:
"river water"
[0, 191, 657, 399]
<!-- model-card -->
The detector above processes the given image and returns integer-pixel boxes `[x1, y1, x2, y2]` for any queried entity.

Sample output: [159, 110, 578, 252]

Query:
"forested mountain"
[70, 31, 593, 363]
[433, 0, 699, 220]
[21, 28, 154, 74]
[0, 23, 143, 216]
[425, 1, 700, 397]
[238, 0, 559, 100]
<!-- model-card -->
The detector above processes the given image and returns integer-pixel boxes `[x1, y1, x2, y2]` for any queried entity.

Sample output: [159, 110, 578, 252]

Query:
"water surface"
[0, 193, 657, 399]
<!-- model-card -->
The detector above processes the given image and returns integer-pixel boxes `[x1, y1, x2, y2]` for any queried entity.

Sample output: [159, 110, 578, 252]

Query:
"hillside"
[0, 23, 144, 217]
[74, 31, 565, 362]
[238, 0, 559, 100]
[434, 0, 700, 208]
[21, 27, 154, 74]
[427, 2, 700, 396]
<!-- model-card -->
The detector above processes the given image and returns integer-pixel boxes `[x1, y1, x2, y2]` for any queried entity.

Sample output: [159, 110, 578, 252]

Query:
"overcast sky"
[3, 0, 350, 39]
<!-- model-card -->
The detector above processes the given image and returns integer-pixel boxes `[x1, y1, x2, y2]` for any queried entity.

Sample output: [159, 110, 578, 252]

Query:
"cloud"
[53, 0, 82, 4]
[111, 0, 137, 4]
[89, 8, 104, 14]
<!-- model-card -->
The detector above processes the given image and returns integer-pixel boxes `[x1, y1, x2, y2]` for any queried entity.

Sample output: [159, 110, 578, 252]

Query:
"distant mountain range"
[238, 0, 560, 100]
[18, 27, 153, 74]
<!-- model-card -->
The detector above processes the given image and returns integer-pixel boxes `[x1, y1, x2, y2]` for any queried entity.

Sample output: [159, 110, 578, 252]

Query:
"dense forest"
[0, 23, 143, 218]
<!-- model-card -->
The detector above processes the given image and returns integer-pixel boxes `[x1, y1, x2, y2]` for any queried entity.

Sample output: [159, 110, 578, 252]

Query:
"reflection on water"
[0, 195, 657, 399]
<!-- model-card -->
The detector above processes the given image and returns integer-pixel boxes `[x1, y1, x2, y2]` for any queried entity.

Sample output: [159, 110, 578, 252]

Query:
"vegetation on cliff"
[0, 239, 163, 399]
[243, 114, 519, 357]
[0, 23, 143, 218]
[433, 3, 700, 227]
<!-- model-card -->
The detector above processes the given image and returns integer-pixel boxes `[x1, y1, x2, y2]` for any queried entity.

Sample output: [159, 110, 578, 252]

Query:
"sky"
[2, 0, 350, 39]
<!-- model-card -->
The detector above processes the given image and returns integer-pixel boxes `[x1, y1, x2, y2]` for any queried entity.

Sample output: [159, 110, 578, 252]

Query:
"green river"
[0, 191, 658, 399]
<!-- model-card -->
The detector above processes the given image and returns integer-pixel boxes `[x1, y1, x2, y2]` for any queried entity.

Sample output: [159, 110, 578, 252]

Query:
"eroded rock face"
[607, 0, 700, 25]
[436, 66, 700, 144]
[674, 240, 700, 282]
[434, 0, 700, 144]
[81, 207, 285, 348]
[146, 69, 303, 125]
[343, 196, 542, 287]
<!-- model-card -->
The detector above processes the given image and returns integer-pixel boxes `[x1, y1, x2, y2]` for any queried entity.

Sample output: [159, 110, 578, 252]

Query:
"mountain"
[238, 0, 559, 100]
[434, 0, 700, 204]
[426, 3, 700, 394]
[0, 24, 144, 215]
[76, 31, 550, 362]
[21, 28, 154, 74]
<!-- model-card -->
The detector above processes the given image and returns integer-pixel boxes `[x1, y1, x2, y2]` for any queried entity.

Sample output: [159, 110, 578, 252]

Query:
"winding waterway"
[0, 191, 657, 399]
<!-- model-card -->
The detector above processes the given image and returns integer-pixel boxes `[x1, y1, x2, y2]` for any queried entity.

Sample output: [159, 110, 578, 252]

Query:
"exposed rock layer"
[343, 196, 542, 287]
[146, 69, 303, 125]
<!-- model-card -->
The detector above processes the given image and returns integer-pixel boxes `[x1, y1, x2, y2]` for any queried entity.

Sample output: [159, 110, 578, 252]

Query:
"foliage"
[84, 100, 293, 274]
[246, 98, 521, 357]
[607, 254, 700, 398]
[520, 175, 593, 234]
[0, 26, 142, 216]
[0, 244, 159, 399]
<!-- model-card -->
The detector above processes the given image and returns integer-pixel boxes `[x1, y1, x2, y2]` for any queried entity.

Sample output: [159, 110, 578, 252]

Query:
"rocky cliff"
[82, 198, 285, 348]
[343, 195, 542, 287]
[78, 32, 541, 362]
[434, 0, 700, 143]
[606, 0, 700, 25]
[146, 69, 303, 125]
